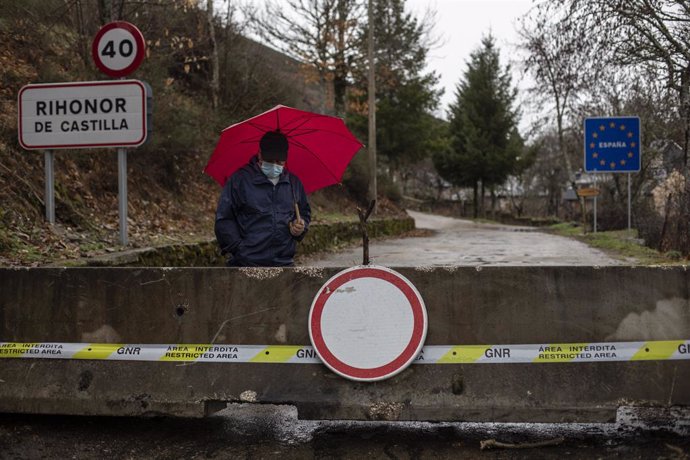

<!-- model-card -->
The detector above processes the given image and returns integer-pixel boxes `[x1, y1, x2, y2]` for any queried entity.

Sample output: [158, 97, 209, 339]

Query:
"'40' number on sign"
[101, 39, 134, 59]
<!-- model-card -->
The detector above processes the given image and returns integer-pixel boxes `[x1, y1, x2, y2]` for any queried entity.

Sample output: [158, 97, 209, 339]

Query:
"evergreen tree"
[435, 34, 521, 217]
[349, 0, 442, 174]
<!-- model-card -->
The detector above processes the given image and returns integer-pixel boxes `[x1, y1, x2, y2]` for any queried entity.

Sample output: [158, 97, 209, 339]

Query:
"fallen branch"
[665, 443, 687, 458]
[356, 200, 376, 265]
[480, 437, 565, 450]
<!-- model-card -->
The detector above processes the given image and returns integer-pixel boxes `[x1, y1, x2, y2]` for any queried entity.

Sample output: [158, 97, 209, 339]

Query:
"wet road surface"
[301, 211, 622, 267]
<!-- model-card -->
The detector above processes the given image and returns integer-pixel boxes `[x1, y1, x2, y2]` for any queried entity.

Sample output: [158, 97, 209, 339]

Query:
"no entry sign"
[309, 266, 428, 382]
[92, 21, 146, 77]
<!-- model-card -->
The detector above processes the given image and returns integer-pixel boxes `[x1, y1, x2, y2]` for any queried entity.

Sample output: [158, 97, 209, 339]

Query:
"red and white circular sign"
[309, 265, 428, 382]
[92, 21, 146, 77]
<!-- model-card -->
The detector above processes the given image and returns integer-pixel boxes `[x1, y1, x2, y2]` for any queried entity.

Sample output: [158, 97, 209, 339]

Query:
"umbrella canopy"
[204, 105, 363, 194]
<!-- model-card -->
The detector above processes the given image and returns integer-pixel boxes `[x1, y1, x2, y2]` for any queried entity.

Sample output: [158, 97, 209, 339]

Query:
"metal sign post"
[17, 21, 148, 246]
[583, 116, 641, 232]
[628, 173, 632, 231]
[593, 175, 597, 233]
[19, 80, 151, 241]
[92, 21, 146, 246]
[19, 80, 149, 242]
[44, 150, 55, 224]
[118, 148, 128, 245]
[576, 187, 600, 233]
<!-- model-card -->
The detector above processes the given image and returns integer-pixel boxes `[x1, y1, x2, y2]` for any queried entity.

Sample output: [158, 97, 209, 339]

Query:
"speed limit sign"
[92, 21, 146, 77]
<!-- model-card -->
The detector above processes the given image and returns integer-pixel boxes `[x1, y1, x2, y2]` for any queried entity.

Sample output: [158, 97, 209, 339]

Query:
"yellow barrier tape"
[73, 343, 122, 360]
[250, 346, 301, 363]
[160, 344, 213, 362]
[437, 345, 489, 363]
[532, 342, 592, 363]
[0, 342, 39, 357]
[632, 340, 686, 361]
[0, 340, 688, 364]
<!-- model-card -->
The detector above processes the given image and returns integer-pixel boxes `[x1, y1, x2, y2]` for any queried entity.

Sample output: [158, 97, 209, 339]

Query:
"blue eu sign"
[584, 116, 641, 173]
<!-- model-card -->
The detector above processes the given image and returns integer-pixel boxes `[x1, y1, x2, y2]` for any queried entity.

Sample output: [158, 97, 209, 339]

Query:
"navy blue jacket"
[215, 156, 311, 267]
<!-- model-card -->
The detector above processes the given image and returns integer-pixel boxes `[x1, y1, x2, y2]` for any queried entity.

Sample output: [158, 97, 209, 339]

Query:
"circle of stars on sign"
[591, 121, 635, 169]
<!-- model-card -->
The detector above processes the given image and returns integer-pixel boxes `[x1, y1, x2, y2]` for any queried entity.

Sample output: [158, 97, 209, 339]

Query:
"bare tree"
[551, 0, 690, 170]
[207, 0, 220, 110]
[518, 3, 595, 185]
[253, 0, 365, 116]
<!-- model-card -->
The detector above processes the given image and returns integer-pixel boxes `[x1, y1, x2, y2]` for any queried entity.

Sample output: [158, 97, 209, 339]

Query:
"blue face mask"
[261, 161, 284, 179]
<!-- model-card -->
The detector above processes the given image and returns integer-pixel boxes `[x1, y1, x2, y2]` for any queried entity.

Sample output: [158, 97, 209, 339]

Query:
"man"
[215, 130, 311, 267]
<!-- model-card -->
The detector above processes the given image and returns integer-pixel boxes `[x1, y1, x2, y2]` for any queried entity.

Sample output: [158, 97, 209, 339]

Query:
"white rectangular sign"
[18, 80, 148, 150]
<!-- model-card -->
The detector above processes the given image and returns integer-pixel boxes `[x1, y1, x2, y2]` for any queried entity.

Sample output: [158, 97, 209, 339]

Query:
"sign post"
[118, 148, 128, 245]
[17, 21, 148, 245]
[584, 116, 641, 231]
[91, 21, 146, 245]
[594, 193, 597, 233]
[576, 188, 600, 233]
[18, 79, 151, 241]
[44, 150, 55, 224]
[628, 173, 632, 230]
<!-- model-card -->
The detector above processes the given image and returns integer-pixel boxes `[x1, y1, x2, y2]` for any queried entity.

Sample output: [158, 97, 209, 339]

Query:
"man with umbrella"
[207, 105, 363, 266]
[214, 130, 310, 267]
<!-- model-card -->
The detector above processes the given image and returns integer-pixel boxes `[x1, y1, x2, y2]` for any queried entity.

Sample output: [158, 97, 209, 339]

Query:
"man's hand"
[289, 218, 305, 237]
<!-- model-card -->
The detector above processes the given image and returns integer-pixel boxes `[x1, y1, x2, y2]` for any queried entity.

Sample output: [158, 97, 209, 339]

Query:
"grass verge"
[548, 222, 687, 265]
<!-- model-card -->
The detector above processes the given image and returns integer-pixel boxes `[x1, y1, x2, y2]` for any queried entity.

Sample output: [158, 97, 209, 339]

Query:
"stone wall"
[66, 216, 414, 267]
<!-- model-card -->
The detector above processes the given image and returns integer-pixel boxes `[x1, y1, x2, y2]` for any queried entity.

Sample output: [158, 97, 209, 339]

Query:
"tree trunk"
[472, 182, 478, 218]
[556, 99, 575, 186]
[207, 0, 220, 111]
[75, 0, 89, 65]
[480, 180, 485, 217]
[97, 0, 109, 24]
[333, 0, 349, 117]
[681, 66, 690, 173]
[680, 67, 690, 255]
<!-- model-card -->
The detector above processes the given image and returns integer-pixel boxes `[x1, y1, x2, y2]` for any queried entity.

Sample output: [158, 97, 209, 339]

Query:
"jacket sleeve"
[214, 178, 242, 255]
[293, 177, 311, 243]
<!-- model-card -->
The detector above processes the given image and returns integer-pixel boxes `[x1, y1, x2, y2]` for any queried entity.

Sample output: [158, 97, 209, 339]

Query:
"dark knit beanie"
[259, 131, 289, 161]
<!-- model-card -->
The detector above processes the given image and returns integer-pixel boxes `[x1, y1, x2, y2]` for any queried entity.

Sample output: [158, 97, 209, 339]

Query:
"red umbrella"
[204, 105, 363, 194]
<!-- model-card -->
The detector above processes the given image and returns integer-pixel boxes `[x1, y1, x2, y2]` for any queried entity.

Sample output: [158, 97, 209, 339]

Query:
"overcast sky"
[406, 0, 533, 118]
[235, 0, 535, 121]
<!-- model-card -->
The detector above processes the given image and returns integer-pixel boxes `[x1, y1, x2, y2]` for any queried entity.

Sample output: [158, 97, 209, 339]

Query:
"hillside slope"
[0, 5, 404, 267]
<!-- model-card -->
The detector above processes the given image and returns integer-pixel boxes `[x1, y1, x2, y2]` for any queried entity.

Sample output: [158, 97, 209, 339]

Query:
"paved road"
[302, 210, 622, 267]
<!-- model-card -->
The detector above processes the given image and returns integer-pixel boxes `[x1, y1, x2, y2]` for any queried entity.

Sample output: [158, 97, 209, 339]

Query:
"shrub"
[665, 250, 682, 260]
[342, 150, 370, 205]
[377, 172, 402, 203]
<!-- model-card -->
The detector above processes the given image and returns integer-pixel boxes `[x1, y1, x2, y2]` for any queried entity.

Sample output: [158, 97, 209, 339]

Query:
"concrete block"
[0, 266, 688, 421]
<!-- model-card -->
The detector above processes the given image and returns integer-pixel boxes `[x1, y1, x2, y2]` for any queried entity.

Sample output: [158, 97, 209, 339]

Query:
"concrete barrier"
[0, 266, 688, 422]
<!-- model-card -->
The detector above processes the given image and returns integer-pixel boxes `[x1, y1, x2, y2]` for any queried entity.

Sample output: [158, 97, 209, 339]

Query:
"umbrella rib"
[283, 114, 323, 135]
[288, 138, 342, 184]
[290, 128, 362, 145]
[278, 111, 358, 142]
[246, 120, 275, 132]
